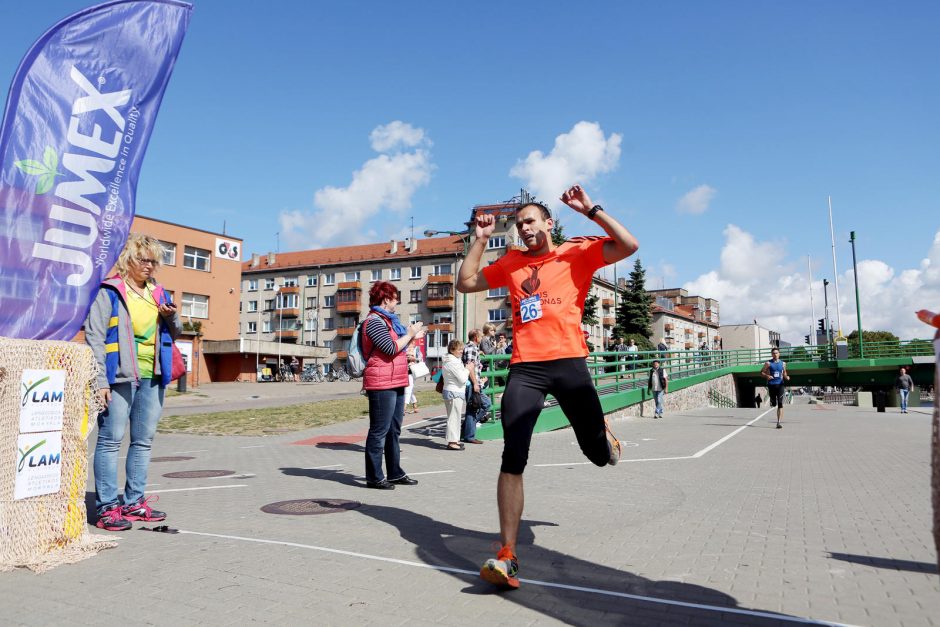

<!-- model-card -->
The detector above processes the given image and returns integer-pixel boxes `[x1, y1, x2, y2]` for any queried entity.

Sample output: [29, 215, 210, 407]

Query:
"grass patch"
[158, 390, 443, 436]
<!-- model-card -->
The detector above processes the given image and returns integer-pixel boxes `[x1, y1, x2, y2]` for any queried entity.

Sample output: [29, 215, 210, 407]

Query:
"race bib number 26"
[520, 294, 543, 323]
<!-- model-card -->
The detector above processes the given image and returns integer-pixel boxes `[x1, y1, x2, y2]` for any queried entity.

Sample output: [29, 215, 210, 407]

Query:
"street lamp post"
[424, 228, 471, 341]
[849, 231, 863, 358]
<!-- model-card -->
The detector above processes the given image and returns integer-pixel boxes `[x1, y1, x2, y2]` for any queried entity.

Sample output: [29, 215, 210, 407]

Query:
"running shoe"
[121, 496, 166, 522]
[605, 419, 622, 465]
[480, 545, 519, 589]
[96, 505, 132, 531]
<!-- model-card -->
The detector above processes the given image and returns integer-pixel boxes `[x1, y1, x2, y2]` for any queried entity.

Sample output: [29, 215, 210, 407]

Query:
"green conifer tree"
[614, 259, 653, 350]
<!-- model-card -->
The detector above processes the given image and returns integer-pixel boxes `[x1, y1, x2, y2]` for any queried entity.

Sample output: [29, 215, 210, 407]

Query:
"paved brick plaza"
[2, 403, 938, 626]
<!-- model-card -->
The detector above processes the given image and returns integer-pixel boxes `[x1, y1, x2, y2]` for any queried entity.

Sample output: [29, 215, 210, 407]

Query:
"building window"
[247, 279, 258, 291]
[182, 293, 209, 318]
[264, 278, 275, 290]
[427, 284, 452, 300]
[389, 268, 401, 280]
[428, 332, 451, 348]
[323, 317, 334, 331]
[263, 320, 272, 333]
[304, 318, 317, 331]
[432, 312, 452, 324]
[264, 299, 275, 311]
[488, 309, 507, 322]
[306, 296, 317, 308]
[160, 241, 176, 266]
[410, 266, 421, 279]
[247, 321, 257, 333]
[345, 271, 360, 281]
[322, 339, 332, 351]
[306, 276, 317, 287]
[487, 286, 508, 298]
[277, 293, 298, 308]
[183, 246, 211, 272]
[432, 263, 452, 275]
[323, 295, 335, 308]
[283, 277, 298, 287]
[371, 269, 381, 281]
[409, 313, 421, 325]
[324, 273, 335, 285]
[278, 318, 297, 331]
[247, 300, 258, 313]
[410, 289, 422, 303]
[487, 236, 506, 249]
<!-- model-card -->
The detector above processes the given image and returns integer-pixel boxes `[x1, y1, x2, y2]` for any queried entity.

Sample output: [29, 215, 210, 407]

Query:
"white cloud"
[279, 122, 433, 249]
[682, 226, 940, 343]
[676, 184, 716, 214]
[369, 121, 429, 152]
[510, 121, 621, 209]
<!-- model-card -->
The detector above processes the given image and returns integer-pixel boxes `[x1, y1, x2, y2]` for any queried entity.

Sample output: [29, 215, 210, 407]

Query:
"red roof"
[243, 236, 464, 273]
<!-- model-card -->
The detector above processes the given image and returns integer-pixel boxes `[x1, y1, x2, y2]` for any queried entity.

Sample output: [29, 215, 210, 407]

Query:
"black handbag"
[467, 391, 484, 413]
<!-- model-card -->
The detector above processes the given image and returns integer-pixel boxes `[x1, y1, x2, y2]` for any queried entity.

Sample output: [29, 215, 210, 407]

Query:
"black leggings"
[500, 357, 610, 474]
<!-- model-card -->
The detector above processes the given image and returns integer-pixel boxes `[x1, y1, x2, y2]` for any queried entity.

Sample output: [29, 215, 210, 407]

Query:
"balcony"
[279, 285, 300, 295]
[336, 326, 356, 337]
[602, 316, 615, 326]
[275, 329, 299, 340]
[337, 300, 362, 314]
[698, 331, 706, 338]
[277, 307, 300, 318]
[428, 274, 454, 284]
[426, 297, 454, 309]
[602, 298, 614, 308]
[664, 323, 674, 331]
[336, 350, 348, 360]
[428, 323, 454, 333]
[337, 281, 361, 290]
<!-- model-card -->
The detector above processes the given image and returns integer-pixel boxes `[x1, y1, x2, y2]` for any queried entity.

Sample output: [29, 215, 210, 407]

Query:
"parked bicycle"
[300, 364, 324, 383]
[327, 364, 351, 382]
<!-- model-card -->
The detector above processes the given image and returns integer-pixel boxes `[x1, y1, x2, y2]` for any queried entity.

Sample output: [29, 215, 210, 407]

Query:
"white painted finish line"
[533, 409, 773, 468]
[177, 529, 856, 626]
[148, 484, 248, 494]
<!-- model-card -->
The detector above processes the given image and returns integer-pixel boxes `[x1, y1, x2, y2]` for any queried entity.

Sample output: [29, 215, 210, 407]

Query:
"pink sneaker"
[121, 496, 166, 522]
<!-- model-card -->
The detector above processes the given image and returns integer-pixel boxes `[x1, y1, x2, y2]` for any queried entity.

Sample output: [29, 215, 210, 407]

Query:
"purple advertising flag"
[0, 0, 191, 340]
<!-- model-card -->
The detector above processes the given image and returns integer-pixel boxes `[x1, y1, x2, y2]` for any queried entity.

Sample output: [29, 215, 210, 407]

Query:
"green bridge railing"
[474, 339, 933, 427]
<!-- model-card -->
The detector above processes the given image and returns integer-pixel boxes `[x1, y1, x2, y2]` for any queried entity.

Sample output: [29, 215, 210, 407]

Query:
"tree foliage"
[551, 220, 566, 246]
[614, 259, 653, 349]
[582, 293, 599, 326]
[846, 329, 899, 346]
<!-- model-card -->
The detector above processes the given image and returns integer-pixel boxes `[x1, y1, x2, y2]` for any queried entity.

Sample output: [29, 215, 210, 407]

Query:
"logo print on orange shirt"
[521, 264, 542, 296]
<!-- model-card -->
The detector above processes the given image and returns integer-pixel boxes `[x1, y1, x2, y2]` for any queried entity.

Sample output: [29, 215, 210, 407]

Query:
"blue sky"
[2, 1, 938, 341]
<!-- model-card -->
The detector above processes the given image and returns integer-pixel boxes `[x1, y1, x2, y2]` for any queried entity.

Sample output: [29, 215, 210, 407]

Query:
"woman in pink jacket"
[361, 281, 426, 489]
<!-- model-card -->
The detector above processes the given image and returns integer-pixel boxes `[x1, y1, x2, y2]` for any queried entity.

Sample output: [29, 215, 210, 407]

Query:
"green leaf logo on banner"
[14, 146, 65, 194]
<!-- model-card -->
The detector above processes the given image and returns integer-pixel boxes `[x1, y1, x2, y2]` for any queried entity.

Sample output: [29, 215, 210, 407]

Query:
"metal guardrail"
[476, 340, 933, 422]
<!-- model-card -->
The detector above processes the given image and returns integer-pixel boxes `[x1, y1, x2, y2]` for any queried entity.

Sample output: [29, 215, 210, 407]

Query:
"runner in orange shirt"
[457, 184, 639, 589]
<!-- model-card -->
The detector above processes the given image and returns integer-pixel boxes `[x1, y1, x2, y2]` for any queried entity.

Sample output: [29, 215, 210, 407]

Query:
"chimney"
[408, 237, 418, 253]
[267, 252, 276, 265]
[390, 239, 398, 254]
[251, 253, 260, 268]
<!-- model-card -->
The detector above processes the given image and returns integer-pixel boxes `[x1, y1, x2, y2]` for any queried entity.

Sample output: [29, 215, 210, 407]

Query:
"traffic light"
[817, 318, 825, 332]
[804, 335, 810, 344]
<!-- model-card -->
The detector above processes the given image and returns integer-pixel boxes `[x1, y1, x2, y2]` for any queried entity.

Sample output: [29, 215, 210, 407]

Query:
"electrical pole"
[850, 231, 864, 358]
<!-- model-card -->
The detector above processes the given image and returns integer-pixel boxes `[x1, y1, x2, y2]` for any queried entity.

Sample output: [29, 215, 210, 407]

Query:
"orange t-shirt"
[482, 236, 611, 364]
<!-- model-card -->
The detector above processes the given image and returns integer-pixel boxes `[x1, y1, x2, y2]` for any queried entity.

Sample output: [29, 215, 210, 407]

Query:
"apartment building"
[240, 236, 465, 364]
[135, 215, 244, 385]
[647, 288, 721, 350]
[718, 323, 781, 352]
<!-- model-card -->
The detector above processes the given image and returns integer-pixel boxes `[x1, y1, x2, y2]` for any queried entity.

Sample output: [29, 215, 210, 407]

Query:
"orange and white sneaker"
[480, 545, 520, 589]
[605, 419, 622, 466]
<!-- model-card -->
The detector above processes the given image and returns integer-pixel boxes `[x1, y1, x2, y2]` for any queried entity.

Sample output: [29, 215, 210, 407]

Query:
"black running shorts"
[499, 357, 610, 474]
[767, 384, 785, 407]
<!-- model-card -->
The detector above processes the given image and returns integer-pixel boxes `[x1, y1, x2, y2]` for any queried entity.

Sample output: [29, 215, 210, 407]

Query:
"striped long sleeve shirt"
[365, 315, 400, 356]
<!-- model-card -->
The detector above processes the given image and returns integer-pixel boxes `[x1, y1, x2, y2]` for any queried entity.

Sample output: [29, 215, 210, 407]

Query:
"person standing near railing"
[648, 359, 669, 419]
[896, 367, 914, 414]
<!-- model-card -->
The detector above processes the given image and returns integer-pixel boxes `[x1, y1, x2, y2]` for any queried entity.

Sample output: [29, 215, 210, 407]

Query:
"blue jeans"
[365, 388, 406, 483]
[94, 378, 165, 512]
[463, 383, 492, 441]
[653, 390, 665, 416]
[899, 389, 909, 412]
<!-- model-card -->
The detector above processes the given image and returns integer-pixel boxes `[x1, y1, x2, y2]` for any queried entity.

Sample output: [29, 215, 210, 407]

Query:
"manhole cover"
[151, 456, 195, 462]
[163, 470, 236, 479]
[261, 499, 361, 516]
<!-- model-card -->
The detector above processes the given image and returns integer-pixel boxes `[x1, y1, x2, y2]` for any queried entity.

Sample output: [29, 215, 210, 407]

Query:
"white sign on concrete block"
[19, 369, 65, 433]
[14, 432, 62, 500]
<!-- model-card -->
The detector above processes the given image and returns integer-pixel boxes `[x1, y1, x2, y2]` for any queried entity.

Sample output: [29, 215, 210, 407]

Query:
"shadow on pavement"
[355, 504, 808, 626]
[828, 552, 939, 574]
[314, 442, 365, 452]
[280, 467, 363, 487]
